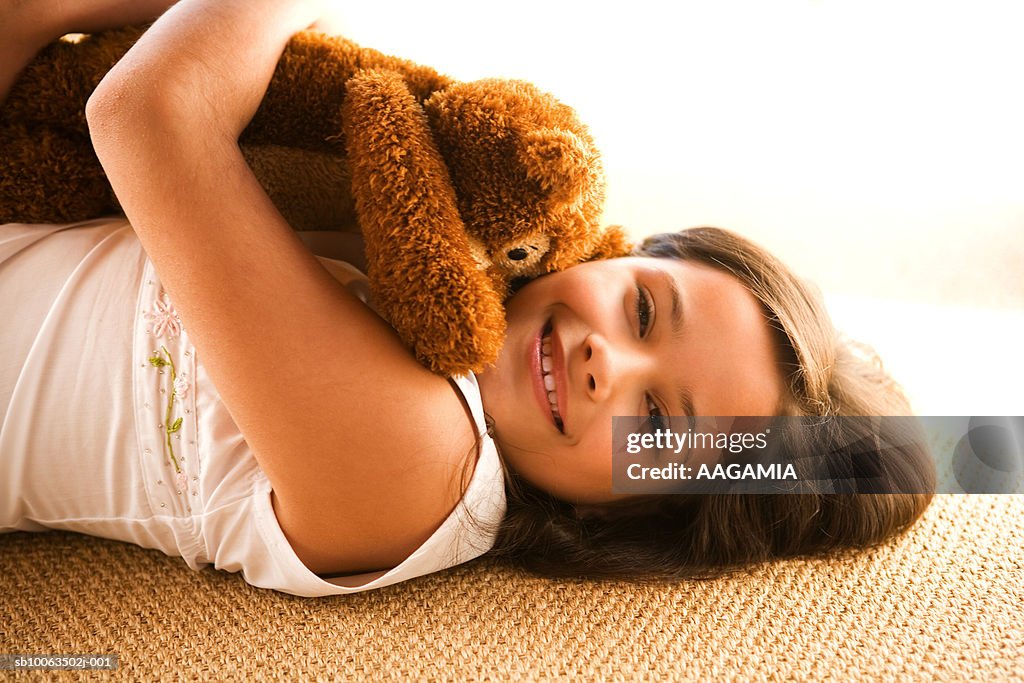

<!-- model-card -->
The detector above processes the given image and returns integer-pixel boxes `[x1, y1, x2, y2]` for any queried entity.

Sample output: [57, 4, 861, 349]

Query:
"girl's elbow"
[85, 76, 138, 154]
[85, 88, 111, 130]
[86, 76, 178, 161]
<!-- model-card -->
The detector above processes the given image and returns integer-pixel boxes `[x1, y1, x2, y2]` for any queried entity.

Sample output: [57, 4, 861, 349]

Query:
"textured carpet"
[1, 494, 1020, 681]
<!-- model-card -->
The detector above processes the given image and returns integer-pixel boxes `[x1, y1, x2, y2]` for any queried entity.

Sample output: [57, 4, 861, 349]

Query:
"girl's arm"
[86, 0, 479, 576]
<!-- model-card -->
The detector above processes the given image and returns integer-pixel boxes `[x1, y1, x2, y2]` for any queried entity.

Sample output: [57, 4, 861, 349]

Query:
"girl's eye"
[646, 394, 669, 432]
[635, 286, 654, 337]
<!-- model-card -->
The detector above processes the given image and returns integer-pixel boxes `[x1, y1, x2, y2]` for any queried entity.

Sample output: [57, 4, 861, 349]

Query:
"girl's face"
[475, 257, 785, 504]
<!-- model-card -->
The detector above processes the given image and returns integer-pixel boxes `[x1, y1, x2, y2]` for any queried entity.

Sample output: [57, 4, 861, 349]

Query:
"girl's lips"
[529, 318, 569, 433]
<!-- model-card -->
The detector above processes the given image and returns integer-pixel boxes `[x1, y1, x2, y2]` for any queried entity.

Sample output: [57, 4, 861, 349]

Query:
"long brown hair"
[485, 227, 935, 580]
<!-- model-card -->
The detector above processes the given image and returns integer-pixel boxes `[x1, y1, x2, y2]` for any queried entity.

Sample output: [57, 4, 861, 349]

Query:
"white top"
[0, 218, 506, 597]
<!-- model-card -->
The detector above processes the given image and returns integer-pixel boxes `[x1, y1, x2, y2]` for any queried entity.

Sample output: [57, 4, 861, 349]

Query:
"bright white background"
[329, 0, 1024, 413]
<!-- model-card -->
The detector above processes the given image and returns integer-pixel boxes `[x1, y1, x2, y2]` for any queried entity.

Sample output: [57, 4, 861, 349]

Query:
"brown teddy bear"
[0, 26, 631, 376]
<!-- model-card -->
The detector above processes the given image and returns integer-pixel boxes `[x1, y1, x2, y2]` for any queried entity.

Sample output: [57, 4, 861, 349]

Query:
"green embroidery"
[149, 345, 183, 474]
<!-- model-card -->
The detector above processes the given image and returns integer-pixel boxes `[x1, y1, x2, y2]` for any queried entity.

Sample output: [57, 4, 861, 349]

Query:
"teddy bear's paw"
[373, 265, 508, 377]
[418, 328, 506, 378]
[408, 301, 507, 377]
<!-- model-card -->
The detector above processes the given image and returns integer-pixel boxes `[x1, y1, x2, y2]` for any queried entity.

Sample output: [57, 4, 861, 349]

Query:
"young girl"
[1, 0, 934, 597]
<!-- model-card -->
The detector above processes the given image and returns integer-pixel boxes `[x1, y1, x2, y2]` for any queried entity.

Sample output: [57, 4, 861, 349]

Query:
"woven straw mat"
[1, 494, 1021, 681]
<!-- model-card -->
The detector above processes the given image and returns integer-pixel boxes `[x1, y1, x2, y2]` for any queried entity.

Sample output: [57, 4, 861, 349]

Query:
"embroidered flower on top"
[173, 374, 190, 400]
[145, 294, 183, 339]
[144, 286, 192, 491]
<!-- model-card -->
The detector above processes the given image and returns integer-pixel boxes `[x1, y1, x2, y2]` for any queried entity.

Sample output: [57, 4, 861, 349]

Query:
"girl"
[1, 0, 934, 596]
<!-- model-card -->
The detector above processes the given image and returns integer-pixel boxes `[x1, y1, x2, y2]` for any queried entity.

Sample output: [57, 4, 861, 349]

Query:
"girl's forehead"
[573, 255, 679, 275]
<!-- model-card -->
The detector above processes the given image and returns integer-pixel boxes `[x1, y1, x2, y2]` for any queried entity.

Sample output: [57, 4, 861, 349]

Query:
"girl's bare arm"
[86, 0, 478, 576]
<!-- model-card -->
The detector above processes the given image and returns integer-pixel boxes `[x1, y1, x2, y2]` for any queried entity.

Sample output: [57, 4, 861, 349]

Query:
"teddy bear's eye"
[507, 245, 542, 261]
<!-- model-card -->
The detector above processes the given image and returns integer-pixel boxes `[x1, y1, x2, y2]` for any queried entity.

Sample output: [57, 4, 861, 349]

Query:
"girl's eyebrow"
[658, 270, 685, 339]
[679, 386, 695, 419]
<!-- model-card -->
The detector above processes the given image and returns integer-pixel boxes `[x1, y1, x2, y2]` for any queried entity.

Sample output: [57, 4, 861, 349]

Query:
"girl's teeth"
[540, 328, 560, 428]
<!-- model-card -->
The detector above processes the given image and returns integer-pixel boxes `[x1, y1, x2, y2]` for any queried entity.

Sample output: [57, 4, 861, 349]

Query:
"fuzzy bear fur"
[0, 26, 631, 375]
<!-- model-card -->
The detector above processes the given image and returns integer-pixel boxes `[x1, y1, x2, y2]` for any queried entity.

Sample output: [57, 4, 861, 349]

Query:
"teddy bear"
[0, 26, 631, 376]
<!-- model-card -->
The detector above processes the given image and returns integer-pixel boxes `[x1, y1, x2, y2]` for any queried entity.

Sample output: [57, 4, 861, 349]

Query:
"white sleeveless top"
[0, 218, 507, 597]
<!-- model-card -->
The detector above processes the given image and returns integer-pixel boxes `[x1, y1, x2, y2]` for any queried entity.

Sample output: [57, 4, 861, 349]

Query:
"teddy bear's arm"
[243, 33, 451, 155]
[341, 69, 507, 377]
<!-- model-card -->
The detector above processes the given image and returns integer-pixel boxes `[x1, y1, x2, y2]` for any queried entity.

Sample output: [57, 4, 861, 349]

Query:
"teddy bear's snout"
[492, 234, 551, 275]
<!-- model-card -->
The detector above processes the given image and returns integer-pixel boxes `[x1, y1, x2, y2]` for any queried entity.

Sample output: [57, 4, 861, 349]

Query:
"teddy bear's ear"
[585, 225, 634, 261]
[519, 128, 596, 206]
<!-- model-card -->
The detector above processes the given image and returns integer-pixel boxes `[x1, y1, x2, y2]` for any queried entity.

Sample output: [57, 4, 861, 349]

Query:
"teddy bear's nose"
[507, 248, 529, 261]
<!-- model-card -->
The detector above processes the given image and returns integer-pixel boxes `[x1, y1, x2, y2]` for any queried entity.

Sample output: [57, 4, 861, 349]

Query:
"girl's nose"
[582, 334, 642, 404]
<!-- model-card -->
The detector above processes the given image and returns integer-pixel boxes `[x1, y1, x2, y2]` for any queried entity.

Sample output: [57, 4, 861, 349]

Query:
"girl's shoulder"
[269, 254, 484, 577]
[270, 360, 482, 577]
